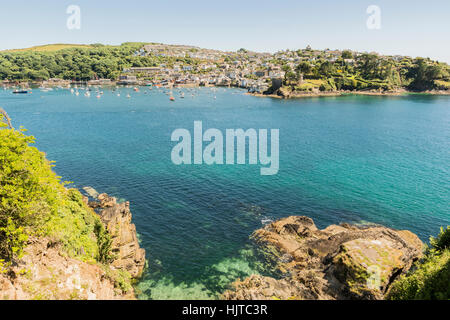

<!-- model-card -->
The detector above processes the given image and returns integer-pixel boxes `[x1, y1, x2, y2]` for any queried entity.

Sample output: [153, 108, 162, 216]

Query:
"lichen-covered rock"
[223, 216, 423, 300]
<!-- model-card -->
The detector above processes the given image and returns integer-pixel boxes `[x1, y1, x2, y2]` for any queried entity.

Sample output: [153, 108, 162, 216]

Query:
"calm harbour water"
[1, 87, 449, 299]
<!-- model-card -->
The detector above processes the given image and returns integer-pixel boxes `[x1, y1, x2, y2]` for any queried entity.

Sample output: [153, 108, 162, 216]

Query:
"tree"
[282, 65, 292, 73]
[296, 62, 312, 75]
[285, 71, 298, 84]
[319, 61, 335, 77]
[407, 58, 446, 90]
[357, 53, 380, 79]
[342, 50, 353, 59]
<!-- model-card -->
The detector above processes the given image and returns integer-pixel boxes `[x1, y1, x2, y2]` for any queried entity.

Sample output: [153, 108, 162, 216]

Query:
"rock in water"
[223, 216, 423, 300]
[82, 186, 99, 199]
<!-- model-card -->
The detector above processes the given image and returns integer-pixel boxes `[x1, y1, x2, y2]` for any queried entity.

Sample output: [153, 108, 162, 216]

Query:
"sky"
[0, 0, 449, 62]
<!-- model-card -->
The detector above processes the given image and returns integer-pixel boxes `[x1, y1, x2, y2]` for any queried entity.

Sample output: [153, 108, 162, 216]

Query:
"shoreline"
[3, 80, 449, 98]
[223, 216, 424, 300]
[247, 89, 450, 99]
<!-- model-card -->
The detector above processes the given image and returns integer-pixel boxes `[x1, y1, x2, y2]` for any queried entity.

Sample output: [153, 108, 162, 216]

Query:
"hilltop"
[1, 44, 94, 53]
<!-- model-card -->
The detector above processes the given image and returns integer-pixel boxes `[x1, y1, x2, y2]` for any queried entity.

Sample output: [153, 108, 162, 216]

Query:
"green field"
[2, 44, 94, 53]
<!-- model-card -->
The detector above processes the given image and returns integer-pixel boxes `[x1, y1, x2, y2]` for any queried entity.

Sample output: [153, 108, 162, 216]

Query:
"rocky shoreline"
[249, 88, 450, 99]
[223, 216, 423, 300]
[0, 191, 146, 300]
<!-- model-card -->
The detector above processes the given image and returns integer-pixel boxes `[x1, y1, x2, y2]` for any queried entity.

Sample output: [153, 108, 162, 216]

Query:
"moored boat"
[12, 89, 28, 94]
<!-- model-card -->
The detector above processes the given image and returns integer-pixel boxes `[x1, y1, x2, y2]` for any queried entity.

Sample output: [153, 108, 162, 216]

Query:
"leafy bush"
[388, 226, 450, 300]
[429, 226, 450, 252]
[387, 250, 450, 300]
[0, 116, 111, 264]
[44, 189, 102, 262]
[0, 116, 64, 259]
[94, 220, 114, 264]
[102, 266, 133, 293]
[0, 218, 28, 260]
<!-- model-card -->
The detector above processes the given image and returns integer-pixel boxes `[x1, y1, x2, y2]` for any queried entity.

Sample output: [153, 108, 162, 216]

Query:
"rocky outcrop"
[0, 238, 133, 300]
[0, 192, 146, 301]
[223, 216, 423, 300]
[88, 193, 146, 279]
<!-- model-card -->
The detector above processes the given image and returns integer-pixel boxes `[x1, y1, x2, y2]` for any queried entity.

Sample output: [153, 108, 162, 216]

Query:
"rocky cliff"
[223, 216, 423, 300]
[87, 193, 146, 278]
[0, 191, 146, 300]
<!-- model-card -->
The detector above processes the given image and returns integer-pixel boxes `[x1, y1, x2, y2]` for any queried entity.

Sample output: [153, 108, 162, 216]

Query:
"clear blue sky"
[0, 0, 449, 62]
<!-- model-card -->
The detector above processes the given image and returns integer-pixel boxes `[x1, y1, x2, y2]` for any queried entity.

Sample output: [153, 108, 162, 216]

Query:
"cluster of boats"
[7, 84, 223, 101]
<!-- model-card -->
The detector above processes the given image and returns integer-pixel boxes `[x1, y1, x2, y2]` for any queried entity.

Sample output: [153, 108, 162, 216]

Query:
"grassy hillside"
[2, 44, 94, 53]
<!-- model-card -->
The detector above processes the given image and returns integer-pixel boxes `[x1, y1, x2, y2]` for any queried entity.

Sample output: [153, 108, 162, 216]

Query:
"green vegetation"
[0, 42, 198, 81]
[102, 266, 133, 293]
[280, 53, 450, 93]
[407, 58, 450, 91]
[388, 226, 450, 300]
[94, 219, 115, 264]
[0, 113, 111, 264]
[0, 113, 136, 295]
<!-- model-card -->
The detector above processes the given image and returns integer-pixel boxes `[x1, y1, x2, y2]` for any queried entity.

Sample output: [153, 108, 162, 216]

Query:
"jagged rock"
[95, 197, 146, 278]
[97, 193, 117, 208]
[86, 193, 116, 209]
[223, 216, 423, 300]
[277, 87, 291, 98]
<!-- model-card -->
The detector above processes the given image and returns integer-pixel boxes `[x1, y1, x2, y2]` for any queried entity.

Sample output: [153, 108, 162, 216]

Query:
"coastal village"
[110, 44, 407, 93]
[1, 43, 424, 94]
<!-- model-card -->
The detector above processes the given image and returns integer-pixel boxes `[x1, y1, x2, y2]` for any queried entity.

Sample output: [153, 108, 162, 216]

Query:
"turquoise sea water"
[1, 87, 449, 299]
